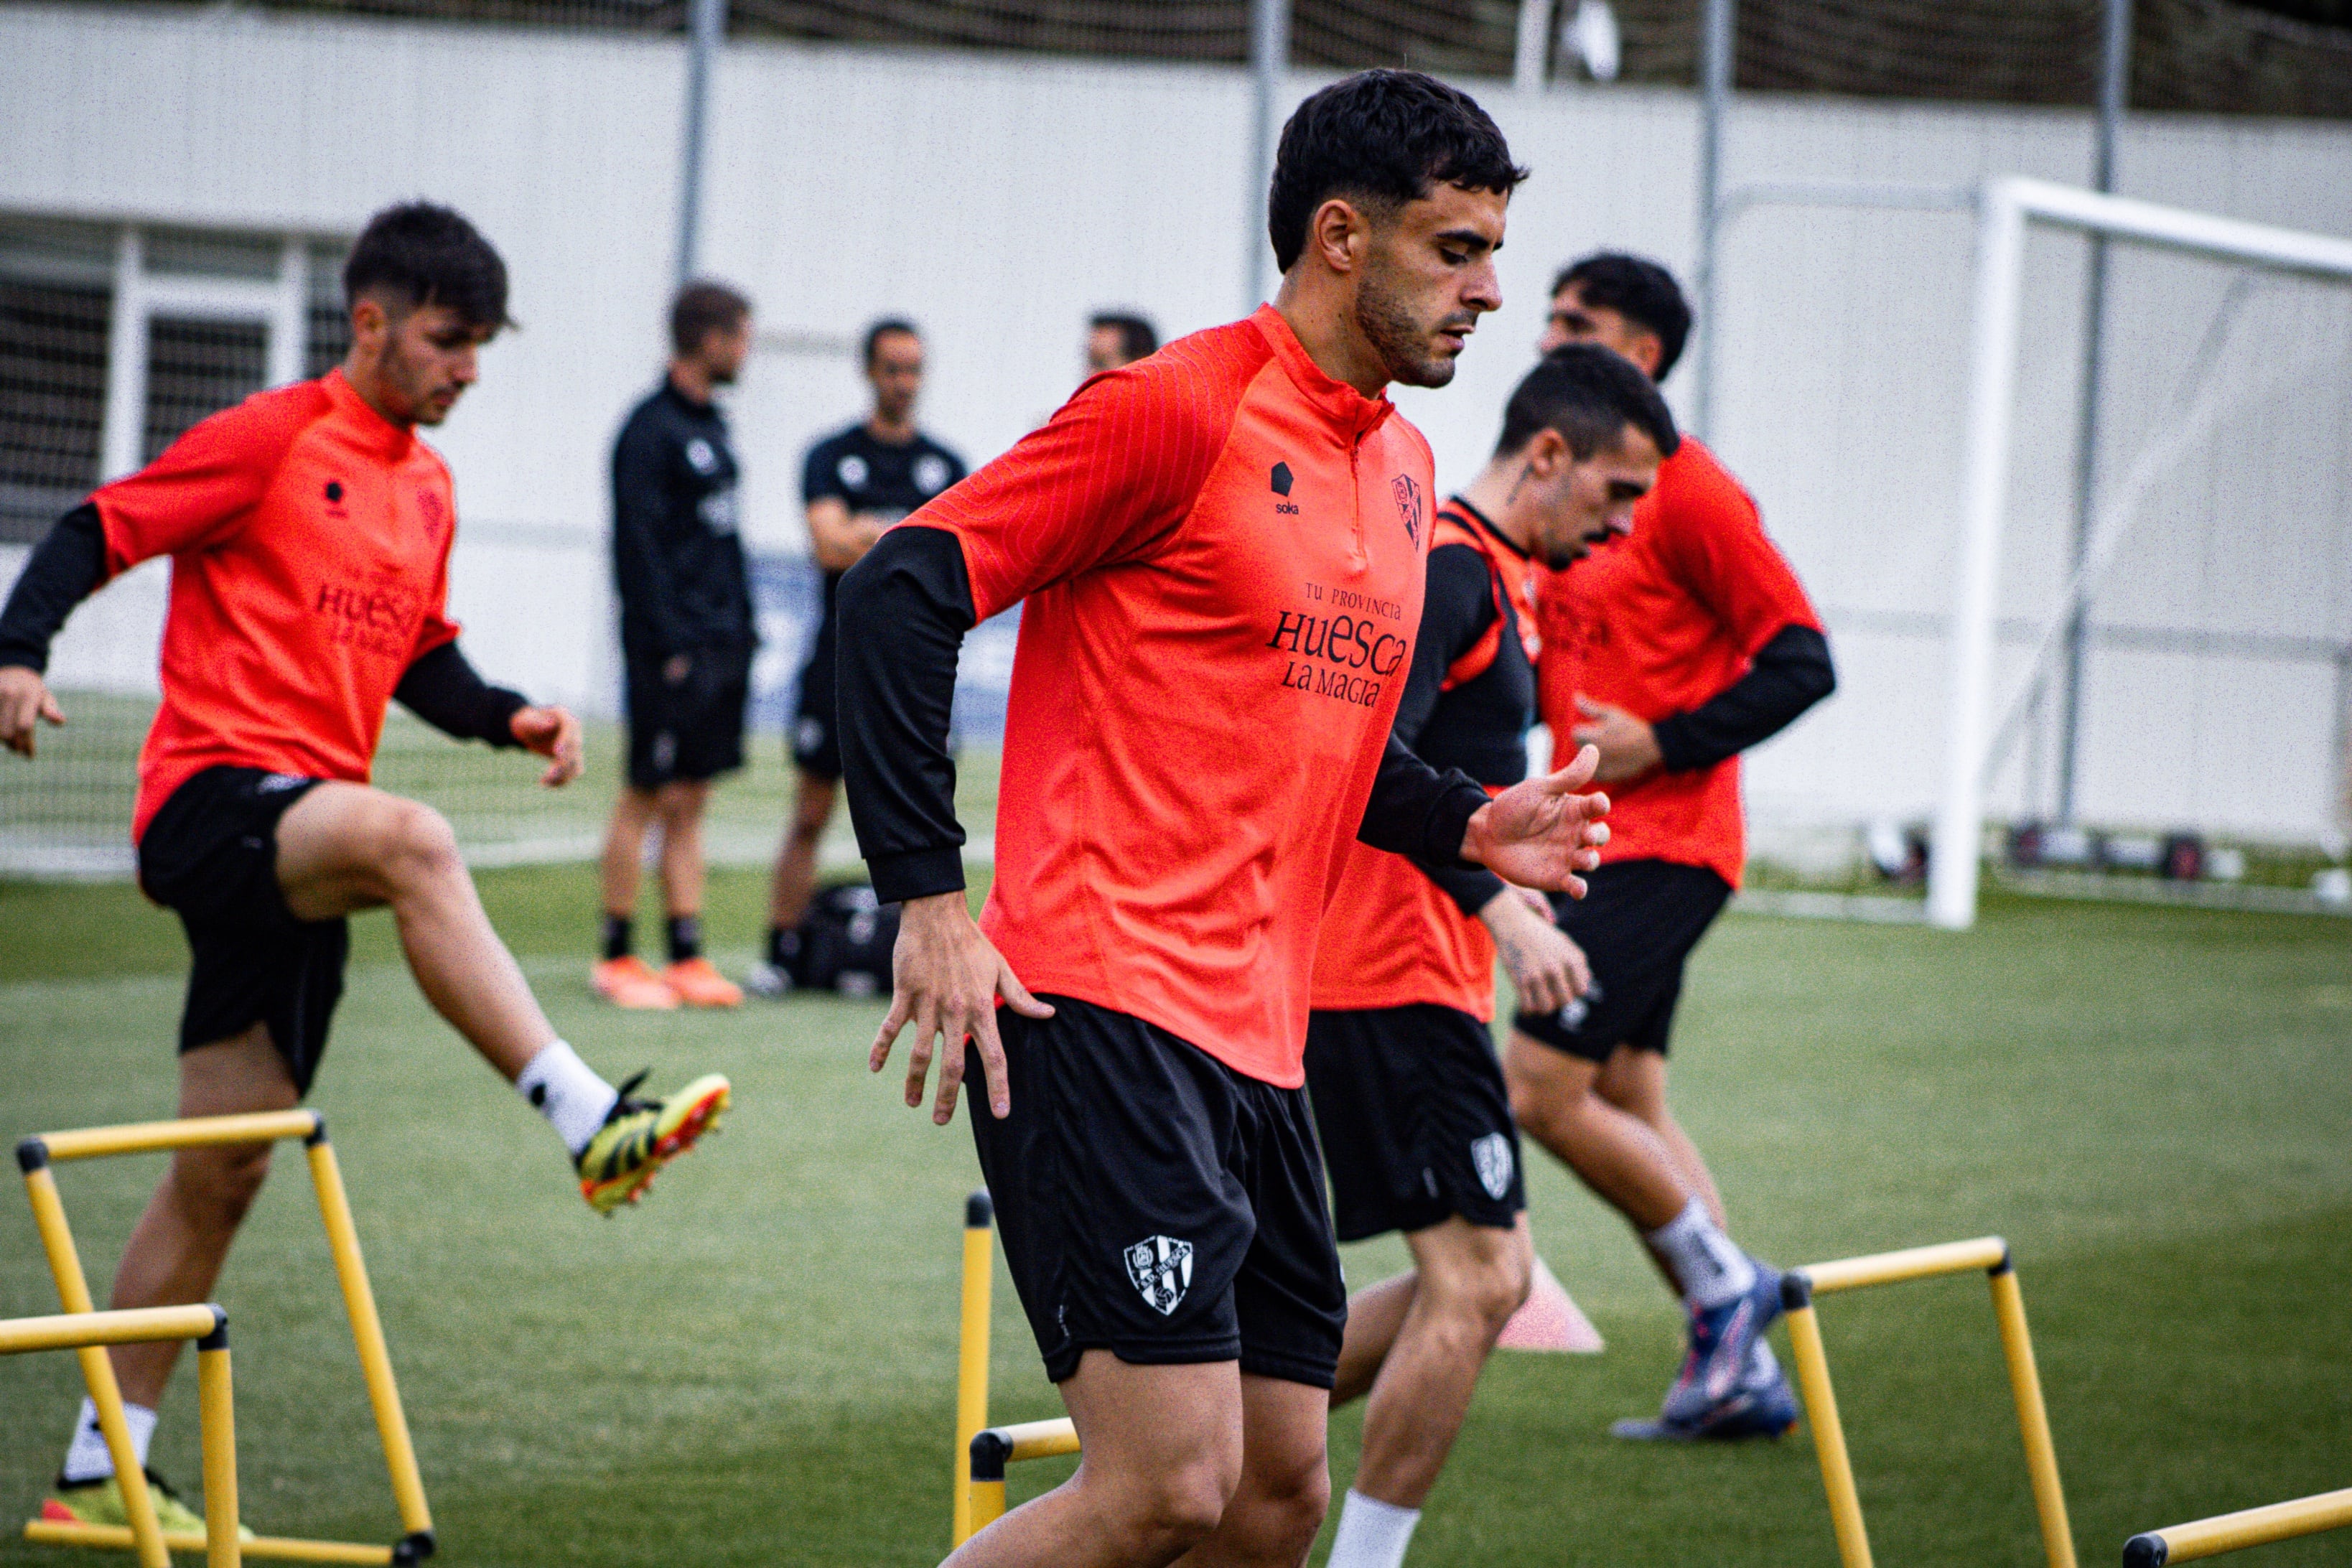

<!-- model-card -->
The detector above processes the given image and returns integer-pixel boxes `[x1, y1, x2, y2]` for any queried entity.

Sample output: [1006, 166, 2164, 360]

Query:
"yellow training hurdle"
[1783, 1236, 2074, 1568]
[17, 1111, 435, 1566]
[2124, 1486, 2352, 1564]
[4, 1306, 243, 1568]
[953, 1191, 1081, 1546]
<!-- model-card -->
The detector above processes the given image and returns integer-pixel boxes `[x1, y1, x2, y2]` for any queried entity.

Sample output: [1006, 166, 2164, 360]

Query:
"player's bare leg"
[102, 1027, 298, 1406]
[766, 769, 836, 933]
[1330, 1215, 1531, 1510]
[1175, 1374, 1330, 1568]
[946, 1355, 1249, 1568]
[655, 780, 711, 920]
[1593, 1044, 1725, 1227]
[1503, 1032, 1688, 1230]
[599, 785, 661, 933]
[278, 781, 551, 1078]
[279, 780, 729, 1211]
[1506, 1031, 1790, 1439]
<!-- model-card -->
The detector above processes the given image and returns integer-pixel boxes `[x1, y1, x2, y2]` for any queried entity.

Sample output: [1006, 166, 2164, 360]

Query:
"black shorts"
[625, 645, 750, 789]
[790, 614, 840, 781]
[1305, 1004, 1526, 1243]
[1512, 859, 1732, 1063]
[136, 766, 348, 1096]
[969, 995, 1348, 1389]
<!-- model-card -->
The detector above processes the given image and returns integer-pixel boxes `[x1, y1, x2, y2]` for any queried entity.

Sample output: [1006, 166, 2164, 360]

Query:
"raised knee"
[1250, 1446, 1331, 1549]
[382, 801, 462, 884]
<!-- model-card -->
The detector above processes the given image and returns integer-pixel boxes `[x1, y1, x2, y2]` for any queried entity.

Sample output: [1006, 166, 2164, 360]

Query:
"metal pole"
[2053, 0, 2130, 823]
[676, 0, 724, 287]
[1691, 0, 1734, 441]
[1928, 179, 2027, 932]
[1247, 0, 1289, 311]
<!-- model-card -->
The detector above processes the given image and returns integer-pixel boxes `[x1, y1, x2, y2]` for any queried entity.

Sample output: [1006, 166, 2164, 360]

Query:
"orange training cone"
[1496, 1256, 1604, 1353]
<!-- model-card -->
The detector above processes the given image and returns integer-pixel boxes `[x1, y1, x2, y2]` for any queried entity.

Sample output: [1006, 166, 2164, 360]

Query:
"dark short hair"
[671, 280, 750, 358]
[1089, 312, 1158, 363]
[342, 202, 510, 330]
[1496, 343, 1680, 463]
[1551, 252, 1692, 382]
[863, 318, 920, 367]
[1267, 70, 1529, 274]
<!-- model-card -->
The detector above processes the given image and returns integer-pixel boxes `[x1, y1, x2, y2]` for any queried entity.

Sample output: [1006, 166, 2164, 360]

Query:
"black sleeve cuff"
[1652, 711, 1705, 775]
[867, 846, 969, 906]
[1424, 776, 1492, 869]
[0, 503, 107, 673]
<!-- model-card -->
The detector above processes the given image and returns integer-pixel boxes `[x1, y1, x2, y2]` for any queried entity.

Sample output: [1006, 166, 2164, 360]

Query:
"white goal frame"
[1928, 176, 2352, 929]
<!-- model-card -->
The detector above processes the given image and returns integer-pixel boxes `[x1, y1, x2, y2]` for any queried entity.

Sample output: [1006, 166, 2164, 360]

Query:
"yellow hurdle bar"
[953, 1191, 1087, 1547]
[2, 1305, 241, 1568]
[0, 1307, 224, 1356]
[1801, 1236, 2012, 1295]
[966, 1421, 1083, 1541]
[2124, 1487, 2352, 1565]
[16, 1114, 436, 1567]
[23, 1528, 387, 1567]
[34, 1112, 326, 1164]
[953, 1192, 995, 1546]
[1783, 1237, 2076, 1568]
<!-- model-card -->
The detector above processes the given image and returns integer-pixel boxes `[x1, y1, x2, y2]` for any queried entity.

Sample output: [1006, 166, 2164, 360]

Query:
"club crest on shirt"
[1391, 474, 1423, 546]
[1471, 1132, 1515, 1201]
[914, 453, 951, 495]
[838, 454, 870, 489]
[1124, 1235, 1194, 1316]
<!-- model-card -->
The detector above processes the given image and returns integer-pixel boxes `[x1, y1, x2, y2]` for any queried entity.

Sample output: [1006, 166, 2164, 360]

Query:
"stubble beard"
[1354, 266, 1460, 391]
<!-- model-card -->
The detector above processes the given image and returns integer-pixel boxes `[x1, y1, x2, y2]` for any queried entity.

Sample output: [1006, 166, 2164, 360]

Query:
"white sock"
[61, 1397, 157, 1484]
[516, 1040, 618, 1157]
[1646, 1197, 1756, 1310]
[1327, 1489, 1420, 1568]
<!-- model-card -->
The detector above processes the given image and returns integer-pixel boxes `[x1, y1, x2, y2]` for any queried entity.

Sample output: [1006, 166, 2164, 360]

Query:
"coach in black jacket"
[594, 281, 757, 1010]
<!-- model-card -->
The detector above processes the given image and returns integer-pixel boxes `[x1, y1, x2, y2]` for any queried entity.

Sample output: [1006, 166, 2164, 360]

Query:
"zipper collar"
[1250, 304, 1396, 445]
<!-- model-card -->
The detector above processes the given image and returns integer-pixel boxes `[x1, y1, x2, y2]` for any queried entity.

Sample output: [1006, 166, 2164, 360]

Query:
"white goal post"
[1928, 177, 2352, 930]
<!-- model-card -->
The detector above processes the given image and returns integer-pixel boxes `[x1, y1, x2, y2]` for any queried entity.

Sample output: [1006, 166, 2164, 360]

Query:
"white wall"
[3, 3, 2347, 844]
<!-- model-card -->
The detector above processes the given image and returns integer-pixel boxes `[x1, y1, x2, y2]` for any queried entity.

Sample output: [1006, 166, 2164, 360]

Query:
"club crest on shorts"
[1391, 473, 1423, 545]
[1471, 1132, 1515, 1201]
[1124, 1235, 1194, 1316]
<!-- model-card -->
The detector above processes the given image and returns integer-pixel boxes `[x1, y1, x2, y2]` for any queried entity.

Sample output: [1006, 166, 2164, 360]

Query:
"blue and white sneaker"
[1659, 1258, 1783, 1427]
[1611, 1335, 1799, 1442]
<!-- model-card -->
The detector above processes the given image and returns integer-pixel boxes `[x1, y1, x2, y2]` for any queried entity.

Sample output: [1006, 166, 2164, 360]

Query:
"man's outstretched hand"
[0, 666, 65, 757]
[1461, 742, 1611, 898]
[872, 891, 1055, 1125]
[509, 704, 583, 787]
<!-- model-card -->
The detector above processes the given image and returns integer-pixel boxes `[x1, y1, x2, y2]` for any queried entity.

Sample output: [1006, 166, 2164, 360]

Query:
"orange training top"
[1312, 502, 1537, 1019]
[1533, 436, 1818, 888]
[93, 370, 464, 841]
[911, 306, 1434, 1088]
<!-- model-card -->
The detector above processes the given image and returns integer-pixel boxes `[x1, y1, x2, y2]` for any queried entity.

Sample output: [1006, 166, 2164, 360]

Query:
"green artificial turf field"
[1, 869, 2347, 1567]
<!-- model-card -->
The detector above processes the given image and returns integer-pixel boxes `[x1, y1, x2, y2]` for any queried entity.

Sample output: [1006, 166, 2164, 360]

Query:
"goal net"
[1921, 178, 2352, 925]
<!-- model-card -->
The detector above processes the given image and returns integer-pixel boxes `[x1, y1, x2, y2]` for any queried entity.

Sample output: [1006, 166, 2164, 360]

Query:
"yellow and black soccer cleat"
[576, 1070, 731, 1215]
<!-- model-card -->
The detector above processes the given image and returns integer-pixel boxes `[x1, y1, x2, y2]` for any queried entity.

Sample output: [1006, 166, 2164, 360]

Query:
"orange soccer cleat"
[663, 957, 744, 1009]
[592, 955, 679, 1009]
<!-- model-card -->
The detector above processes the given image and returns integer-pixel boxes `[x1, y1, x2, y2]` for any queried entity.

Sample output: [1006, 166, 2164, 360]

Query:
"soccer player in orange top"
[1509, 253, 1836, 1441]
[0, 203, 729, 1536]
[1308, 345, 1674, 1568]
[837, 72, 1609, 1568]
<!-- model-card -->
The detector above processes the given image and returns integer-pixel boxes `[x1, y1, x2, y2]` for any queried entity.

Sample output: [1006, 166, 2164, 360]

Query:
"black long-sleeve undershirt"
[1651, 623, 1836, 773]
[2, 501, 526, 747]
[394, 641, 528, 747]
[836, 526, 1493, 907]
[0, 503, 106, 673]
